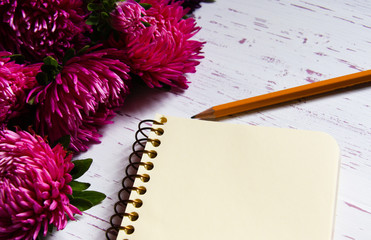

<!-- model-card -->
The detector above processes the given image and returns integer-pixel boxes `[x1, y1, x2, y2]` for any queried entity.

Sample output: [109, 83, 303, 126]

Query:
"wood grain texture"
[46, 0, 371, 239]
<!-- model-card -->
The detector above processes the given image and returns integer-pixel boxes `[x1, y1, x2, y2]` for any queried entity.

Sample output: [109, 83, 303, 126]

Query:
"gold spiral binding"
[138, 162, 154, 170]
[124, 212, 139, 221]
[106, 117, 167, 240]
[133, 173, 150, 182]
[127, 186, 147, 195]
[125, 199, 143, 208]
[119, 225, 135, 234]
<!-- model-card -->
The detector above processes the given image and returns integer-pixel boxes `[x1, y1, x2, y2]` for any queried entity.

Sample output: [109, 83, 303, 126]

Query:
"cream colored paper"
[117, 115, 339, 240]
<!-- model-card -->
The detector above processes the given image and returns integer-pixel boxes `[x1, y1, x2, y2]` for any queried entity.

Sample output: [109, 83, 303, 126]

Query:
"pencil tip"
[190, 108, 215, 120]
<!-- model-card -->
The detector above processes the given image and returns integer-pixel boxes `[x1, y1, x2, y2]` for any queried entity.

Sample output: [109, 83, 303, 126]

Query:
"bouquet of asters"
[0, 0, 210, 239]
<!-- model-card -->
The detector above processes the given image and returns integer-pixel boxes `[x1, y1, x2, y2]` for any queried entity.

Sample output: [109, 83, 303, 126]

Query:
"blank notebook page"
[117, 114, 340, 240]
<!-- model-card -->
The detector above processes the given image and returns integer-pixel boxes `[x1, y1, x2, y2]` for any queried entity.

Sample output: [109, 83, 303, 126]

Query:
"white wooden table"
[47, 0, 371, 239]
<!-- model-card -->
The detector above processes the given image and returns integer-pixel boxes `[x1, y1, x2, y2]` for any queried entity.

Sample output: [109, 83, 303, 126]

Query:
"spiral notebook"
[109, 114, 340, 240]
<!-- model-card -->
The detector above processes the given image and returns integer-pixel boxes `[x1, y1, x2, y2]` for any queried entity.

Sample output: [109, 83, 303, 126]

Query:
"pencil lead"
[190, 108, 215, 120]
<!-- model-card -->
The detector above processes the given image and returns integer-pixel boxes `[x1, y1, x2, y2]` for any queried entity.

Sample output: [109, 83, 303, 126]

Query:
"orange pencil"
[192, 70, 371, 120]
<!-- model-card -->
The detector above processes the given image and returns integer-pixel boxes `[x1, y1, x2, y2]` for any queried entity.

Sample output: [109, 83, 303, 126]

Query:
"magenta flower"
[108, 0, 204, 89]
[0, 0, 91, 62]
[0, 52, 41, 124]
[110, 0, 146, 36]
[0, 129, 81, 240]
[29, 48, 131, 152]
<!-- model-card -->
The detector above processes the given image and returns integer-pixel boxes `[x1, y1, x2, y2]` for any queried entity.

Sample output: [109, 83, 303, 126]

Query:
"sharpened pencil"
[192, 70, 371, 120]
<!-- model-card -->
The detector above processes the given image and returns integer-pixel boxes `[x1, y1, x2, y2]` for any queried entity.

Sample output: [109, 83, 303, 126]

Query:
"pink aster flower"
[0, 51, 41, 124]
[29, 48, 131, 152]
[0, 0, 91, 62]
[110, 0, 146, 36]
[108, 0, 204, 89]
[0, 129, 81, 240]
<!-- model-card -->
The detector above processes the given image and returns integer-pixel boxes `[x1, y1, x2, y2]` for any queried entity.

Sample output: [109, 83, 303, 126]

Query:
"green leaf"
[87, 3, 102, 11]
[36, 72, 49, 86]
[27, 96, 36, 105]
[86, 15, 100, 25]
[69, 197, 94, 211]
[97, 23, 108, 32]
[140, 3, 152, 10]
[41, 64, 58, 73]
[43, 56, 59, 67]
[3, 54, 25, 64]
[38, 56, 62, 84]
[102, 0, 115, 11]
[53, 135, 71, 149]
[70, 158, 93, 179]
[63, 48, 76, 65]
[100, 11, 109, 19]
[141, 21, 151, 27]
[73, 191, 106, 206]
[77, 45, 91, 55]
[69, 181, 91, 192]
